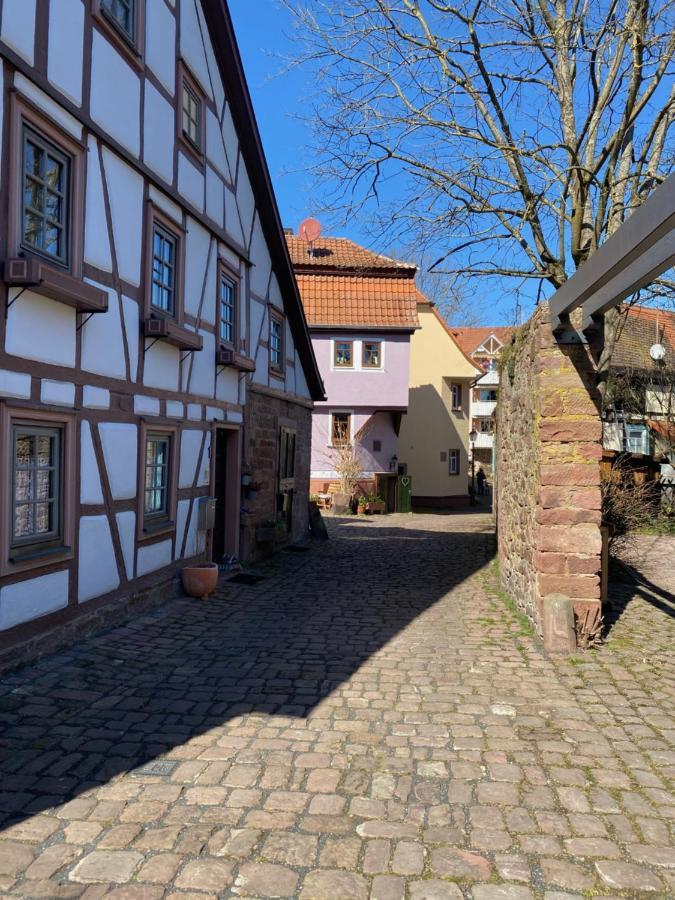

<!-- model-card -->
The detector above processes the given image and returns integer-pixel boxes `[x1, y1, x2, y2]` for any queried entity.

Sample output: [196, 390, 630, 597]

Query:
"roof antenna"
[298, 218, 322, 258]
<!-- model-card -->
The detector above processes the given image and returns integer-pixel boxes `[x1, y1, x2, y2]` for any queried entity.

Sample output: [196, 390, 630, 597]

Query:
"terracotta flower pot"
[181, 563, 219, 599]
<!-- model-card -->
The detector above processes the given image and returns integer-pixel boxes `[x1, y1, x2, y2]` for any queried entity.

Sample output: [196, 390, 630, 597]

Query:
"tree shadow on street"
[0, 515, 495, 829]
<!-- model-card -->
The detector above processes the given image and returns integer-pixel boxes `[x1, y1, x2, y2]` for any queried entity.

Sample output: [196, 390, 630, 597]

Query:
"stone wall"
[242, 386, 312, 560]
[496, 303, 603, 635]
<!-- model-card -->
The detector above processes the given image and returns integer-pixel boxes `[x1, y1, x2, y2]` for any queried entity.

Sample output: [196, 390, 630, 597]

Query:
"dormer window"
[101, 0, 136, 44]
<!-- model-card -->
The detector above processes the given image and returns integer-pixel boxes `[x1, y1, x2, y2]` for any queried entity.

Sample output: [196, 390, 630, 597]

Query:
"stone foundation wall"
[496, 303, 603, 634]
[242, 386, 312, 560]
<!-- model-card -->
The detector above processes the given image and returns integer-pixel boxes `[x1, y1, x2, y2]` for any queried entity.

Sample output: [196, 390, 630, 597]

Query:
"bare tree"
[284, 0, 674, 359]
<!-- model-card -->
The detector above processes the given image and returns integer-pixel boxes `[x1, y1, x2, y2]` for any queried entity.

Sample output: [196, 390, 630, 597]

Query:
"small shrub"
[601, 458, 659, 554]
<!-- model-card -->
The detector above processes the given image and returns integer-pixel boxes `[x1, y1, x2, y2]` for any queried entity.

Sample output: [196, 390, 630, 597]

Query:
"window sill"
[269, 366, 285, 380]
[5, 258, 108, 313]
[141, 519, 175, 539]
[178, 135, 205, 170]
[144, 317, 203, 351]
[216, 347, 255, 372]
[8, 544, 72, 565]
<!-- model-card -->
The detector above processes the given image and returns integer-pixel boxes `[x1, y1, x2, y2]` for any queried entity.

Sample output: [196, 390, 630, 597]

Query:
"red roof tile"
[450, 326, 515, 356]
[286, 235, 416, 272]
[296, 274, 422, 329]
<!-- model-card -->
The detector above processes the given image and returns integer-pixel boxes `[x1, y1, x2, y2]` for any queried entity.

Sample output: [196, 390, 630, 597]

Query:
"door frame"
[210, 423, 241, 562]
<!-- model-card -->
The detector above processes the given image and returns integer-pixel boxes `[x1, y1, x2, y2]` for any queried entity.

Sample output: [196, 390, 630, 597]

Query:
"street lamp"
[469, 427, 478, 495]
[389, 453, 398, 473]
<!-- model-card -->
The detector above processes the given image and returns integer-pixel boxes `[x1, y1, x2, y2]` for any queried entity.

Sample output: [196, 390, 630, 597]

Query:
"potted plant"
[181, 562, 219, 599]
[356, 496, 367, 515]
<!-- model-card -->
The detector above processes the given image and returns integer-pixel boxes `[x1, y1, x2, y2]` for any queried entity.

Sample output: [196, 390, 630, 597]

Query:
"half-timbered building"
[0, 0, 323, 666]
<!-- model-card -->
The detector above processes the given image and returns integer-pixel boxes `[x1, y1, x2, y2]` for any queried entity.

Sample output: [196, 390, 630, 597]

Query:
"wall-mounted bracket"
[76, 312, 96, 332]
[179, 349, 195, 365]
[5, 286, 30, 316]
[143, 337, 161, 355]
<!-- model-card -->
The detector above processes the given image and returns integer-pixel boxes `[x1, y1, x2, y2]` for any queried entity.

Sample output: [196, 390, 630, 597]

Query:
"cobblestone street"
[0, 513, 674, 899]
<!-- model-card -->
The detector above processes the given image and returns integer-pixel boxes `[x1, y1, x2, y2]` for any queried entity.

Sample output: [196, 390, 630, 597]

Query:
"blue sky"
[229, 0, 513, 325]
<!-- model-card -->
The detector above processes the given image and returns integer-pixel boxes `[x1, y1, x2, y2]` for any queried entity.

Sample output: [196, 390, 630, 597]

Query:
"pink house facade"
[285, 233, 421, 495]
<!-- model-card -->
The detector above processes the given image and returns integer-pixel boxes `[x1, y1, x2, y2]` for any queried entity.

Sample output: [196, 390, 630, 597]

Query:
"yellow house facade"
[398, 302, 481, 506]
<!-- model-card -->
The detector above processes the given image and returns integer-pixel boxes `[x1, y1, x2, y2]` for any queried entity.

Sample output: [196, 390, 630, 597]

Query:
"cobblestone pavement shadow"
[0, 512, 673, 898]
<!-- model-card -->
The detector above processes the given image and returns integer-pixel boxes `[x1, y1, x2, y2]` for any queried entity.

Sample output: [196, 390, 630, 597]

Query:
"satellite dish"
[650, 343, 666, 361]
[298, 218, 322, 243]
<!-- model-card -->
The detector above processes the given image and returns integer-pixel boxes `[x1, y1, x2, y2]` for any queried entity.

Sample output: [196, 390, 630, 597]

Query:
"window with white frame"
[334, 340, 353, 367]
[362, 341, 381, 368]
[451, 383, 462, 410]
[331, 412, 351, 446]
[448, 449, 459, 475]
[144, 433, 171, 525]
[219, 273, 236, 345]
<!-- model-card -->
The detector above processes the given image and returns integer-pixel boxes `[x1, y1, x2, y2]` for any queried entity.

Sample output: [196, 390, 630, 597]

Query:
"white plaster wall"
[175, 499, 190, 560]
[144, 341, 180, 392]
[81, 285, 126, 379]
[115, 511, 136, 580]
[199, 2, 224, 110]
[224, 187, 245, 246]
[80, 421, 104, 505]
[268, 275, 283, 311]
[101, 151, 144, 286]
[235, 162, 255, 245]
[183, 501, 202, 558]
[83, 386, 110, 409]
[215, 369, 239, 405]
[186, 330, 215, 397]
[205, 406, 224, 421]
[1, 0, 36, 64]
[5, 292, 76, 367]
[134, 395, 160, 416]
[78, 516, 119, 603]
[14, 75, 82, 140]
[187, 404, 201, 420]
[295, 354, 311, 400]
[249, 218, 272, 298]
[90, 31, 140, 156]
[137, 539, 172, 577]
[200, 247, 217, 326]
[206, 109, 230, 180]
[179, 0, 211, 95]
[0, 369, 31, 399]
[198, 432, 211, 485]
[143, 82, 174, 184]
[47, 0, 84, 105]
[84, 137, 113, 272]
[122, 297, 140, 381]
[205, 165, 224, 228]
[179, 429, 203, 488]
[184, 220, 210, 318]
[145, 0, 176, 94]
[166, 400, 184, 418]
[221, 104, 239, 183]
[0, 570, 68, 631]
[99, 423, 138, 500]
[178, 153, 205, 212]
[41, 380, 75, 407]
[149, 186, 182, 225]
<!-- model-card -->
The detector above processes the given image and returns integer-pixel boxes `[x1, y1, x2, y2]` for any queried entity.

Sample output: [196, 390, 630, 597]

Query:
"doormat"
[228, 573, 266, 585]
[284, 545, 310, 553]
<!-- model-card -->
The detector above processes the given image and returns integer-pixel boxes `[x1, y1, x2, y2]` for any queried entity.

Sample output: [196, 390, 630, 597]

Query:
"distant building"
[602, 306, 675, 466]
[286, 232, 420, 501]
[398, 303, 481, 506]
[451, 328, 514, 475]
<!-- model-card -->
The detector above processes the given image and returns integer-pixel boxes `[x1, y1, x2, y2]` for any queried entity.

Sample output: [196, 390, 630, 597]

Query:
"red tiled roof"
[286, 235, 416, 272]
[613, 305, 675, 370]
[450, 326, 515, 356]
[296, 274, 422, 329]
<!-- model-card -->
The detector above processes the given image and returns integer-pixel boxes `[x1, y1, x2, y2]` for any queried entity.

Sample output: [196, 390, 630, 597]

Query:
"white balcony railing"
[472, 401, 497, 417]
[472, 432, 494, 449]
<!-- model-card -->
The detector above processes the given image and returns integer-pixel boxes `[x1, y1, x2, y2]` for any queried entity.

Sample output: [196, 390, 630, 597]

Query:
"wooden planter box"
[367, 500, 386, 514]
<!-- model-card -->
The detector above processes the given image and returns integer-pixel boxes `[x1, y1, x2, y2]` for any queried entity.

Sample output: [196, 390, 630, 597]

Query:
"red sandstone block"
[537, 507, 601, 526]
[568, 556, 602, 575]
[539, 420, 602, 442]
[538, 486, 569, 509]
[537, 525, 602, 555]
[538, 574, 601, 599]
[563, 394, 601, 416]
[570, 488, 602, 510]
[579, 443, 604, 460]
[540, 464, 599, 486]
[533, 551, 567, 574]
[540, 395, 564, 417]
